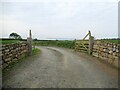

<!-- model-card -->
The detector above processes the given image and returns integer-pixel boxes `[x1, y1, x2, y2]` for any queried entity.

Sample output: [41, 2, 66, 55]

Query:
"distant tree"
[34, 38, 38, 41]
[9, 33, 22, 39]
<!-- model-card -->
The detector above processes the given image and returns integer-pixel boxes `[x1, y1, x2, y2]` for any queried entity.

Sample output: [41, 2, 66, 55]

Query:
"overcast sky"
[0, 0, 119, 40]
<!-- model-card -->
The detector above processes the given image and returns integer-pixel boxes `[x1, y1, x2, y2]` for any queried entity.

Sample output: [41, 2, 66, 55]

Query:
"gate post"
[27, 30, 32, 55]
[89, 36, 94, 55]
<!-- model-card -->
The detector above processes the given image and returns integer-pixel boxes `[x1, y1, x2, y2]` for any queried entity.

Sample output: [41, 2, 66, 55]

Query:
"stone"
[109, 51, 113, 54]
[5, 49, 9, 52]
[4, 58, 11, 62]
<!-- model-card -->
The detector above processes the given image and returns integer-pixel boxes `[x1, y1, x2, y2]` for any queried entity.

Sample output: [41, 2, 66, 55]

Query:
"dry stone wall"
[93, 41, 120, 68]
[0, 42, 29, 69]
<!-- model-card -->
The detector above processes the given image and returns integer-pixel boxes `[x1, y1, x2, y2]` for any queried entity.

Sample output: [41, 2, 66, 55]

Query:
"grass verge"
[32, 48, 41, 55]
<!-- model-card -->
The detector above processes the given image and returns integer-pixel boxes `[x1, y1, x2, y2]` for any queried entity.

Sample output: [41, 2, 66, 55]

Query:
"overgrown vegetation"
[33, 40, 76, 49]
[32, 48, 41, 55]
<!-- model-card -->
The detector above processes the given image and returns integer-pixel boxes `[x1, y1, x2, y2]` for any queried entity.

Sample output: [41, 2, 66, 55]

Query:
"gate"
[75, 31, 94, 55]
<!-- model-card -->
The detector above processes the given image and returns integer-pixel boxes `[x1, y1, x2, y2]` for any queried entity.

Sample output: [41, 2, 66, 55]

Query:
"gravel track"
[3, 46, 118, 88]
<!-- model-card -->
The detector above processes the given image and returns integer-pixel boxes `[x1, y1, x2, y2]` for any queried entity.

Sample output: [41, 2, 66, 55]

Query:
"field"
[33, 40, 76, 49]
[33, 39, 120, 49]
[0, 39, 26, 45]
[1, 38, 120, 47]
[101, 39, 120, 44]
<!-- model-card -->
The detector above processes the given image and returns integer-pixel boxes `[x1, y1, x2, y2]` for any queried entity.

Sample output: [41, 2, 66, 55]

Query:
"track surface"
[3, 46, 118, 88]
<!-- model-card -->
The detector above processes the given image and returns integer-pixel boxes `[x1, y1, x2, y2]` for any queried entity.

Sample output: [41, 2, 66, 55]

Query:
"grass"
[32, 48, 41, 55]
[0, 39, 21, 45]
[101, 39, 120, 44]
[33, 39, 120, 51]
[33, 40, 76, 49]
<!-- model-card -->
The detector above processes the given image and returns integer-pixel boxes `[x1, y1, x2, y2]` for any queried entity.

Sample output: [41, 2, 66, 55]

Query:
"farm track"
[3, 46, 118, 88]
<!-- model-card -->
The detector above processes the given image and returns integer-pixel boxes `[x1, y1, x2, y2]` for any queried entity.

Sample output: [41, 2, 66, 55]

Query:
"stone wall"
[93, 41, 120, 68]
[0, 42, 29, 69]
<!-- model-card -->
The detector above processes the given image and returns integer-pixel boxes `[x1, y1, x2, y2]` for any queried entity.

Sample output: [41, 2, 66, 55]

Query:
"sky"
[0, 0, 119, 40]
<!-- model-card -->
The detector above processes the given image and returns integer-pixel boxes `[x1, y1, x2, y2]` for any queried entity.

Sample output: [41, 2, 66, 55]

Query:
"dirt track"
[3, 46, 118, 88]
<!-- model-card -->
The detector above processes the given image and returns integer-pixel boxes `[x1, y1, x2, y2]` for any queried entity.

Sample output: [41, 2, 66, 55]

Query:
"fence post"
[89, 36, 94, 55]
[27, 30, 32, 55]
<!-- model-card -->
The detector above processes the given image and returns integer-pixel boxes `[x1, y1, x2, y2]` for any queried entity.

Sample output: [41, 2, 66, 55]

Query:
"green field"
[101, 39, 120, 44]
[0, 39, 22, 44]
[33, 40, 76, 49]
[1, 38, 119, 47]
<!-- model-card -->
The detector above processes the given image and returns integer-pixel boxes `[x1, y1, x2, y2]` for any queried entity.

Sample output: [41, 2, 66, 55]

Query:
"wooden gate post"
[89, 36, 94, 55]
[27, 30, 32, 55]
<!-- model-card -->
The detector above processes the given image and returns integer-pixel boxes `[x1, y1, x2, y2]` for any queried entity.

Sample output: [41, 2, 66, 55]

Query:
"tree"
[9, 33, 22, 39]
[34, 38, 38, 41]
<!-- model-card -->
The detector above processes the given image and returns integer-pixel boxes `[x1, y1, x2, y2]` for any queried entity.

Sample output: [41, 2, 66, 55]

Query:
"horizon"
[1, 37, 120, 40]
